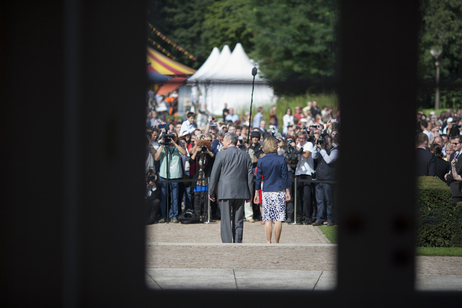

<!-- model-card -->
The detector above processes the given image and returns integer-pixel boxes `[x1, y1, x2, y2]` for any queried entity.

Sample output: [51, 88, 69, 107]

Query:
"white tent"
[197, 45, 231, 81]
[206, 43, 273, 115]
[188, 47, 220, 83]
[189, 43, 274, 116]
[188, 47, 220, 108]
[188, 45, 231, 111]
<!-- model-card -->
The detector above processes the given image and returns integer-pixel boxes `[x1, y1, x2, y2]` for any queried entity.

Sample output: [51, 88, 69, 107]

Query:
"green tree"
[147, 0, 215, 69]
[419, 0, 462, 78]
[201, 0, 254, 54]
[247, 0, 338, 89]
[418, 0, 462, 108]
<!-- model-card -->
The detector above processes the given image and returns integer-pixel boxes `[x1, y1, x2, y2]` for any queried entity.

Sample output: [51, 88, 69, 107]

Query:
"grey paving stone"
[416, 274, 462, 291]
[234, 269, 321, 290]
[145, 273, 162, 290]
[146, 268, 236, 290]
[314, 271, 337, 290]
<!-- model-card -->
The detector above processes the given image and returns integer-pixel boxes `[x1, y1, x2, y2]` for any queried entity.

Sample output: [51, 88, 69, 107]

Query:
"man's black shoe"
[312, 220, 323, 226]
[327, 222, 336, 226]
[286, 219, 293, 224]
[294, 221, 303, 225]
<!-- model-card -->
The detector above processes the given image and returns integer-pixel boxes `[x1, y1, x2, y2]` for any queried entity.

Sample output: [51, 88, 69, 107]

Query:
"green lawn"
[318, 227, 462, 257]
[319, 226, 337, 244]
[417, 247, 462, 256]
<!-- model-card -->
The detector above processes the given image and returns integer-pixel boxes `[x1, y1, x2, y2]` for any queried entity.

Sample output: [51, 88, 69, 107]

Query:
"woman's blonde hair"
[262, 137, 278, 154]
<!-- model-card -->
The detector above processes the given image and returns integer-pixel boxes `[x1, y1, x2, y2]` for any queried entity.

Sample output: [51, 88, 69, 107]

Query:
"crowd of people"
[145, 96, 340, 242]
[416, 109, 462, 204]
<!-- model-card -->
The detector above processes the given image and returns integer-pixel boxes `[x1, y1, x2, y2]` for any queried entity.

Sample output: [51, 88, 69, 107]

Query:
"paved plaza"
[146, 221, 462, 290]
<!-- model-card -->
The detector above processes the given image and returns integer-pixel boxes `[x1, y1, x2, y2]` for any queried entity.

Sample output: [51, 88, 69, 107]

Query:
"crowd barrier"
[157, 177, 211, 224]
[157, 176, 337, 224]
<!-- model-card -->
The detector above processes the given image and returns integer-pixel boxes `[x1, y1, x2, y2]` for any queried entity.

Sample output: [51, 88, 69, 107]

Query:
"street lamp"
[430, 49, 442, 110]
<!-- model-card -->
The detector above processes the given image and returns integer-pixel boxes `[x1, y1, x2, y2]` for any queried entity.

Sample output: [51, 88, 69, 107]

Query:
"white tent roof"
[198, 45, 231, 81]
[187, 43, 274, 115]
[207, 43, 266, 83]
[187, 47, 220, 83]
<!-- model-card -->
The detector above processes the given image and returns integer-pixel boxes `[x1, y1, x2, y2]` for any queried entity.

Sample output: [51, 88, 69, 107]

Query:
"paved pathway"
[145, 221, 462, 290]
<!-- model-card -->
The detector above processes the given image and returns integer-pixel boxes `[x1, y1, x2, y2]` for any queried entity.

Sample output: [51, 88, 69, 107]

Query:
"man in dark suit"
[209, 132, 254, 243]
[449, 135, 462, 162]
[445, 135, 462, 203]
[416, 132, 436, 176]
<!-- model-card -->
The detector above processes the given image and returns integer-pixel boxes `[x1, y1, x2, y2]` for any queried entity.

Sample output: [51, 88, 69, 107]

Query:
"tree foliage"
[419, 0, 462, 78]
[201, 0, 254, 54]
[248, 0, 337, 83]
[418, 0, 462, 107]
[148, 0, 461, 100]
[147, 0, 215, 69]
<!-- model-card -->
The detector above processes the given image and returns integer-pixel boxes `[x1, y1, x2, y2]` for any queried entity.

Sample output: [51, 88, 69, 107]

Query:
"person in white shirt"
[179, 112, 196, 136]
[291, 131, 316, 225]
[282, 108, 294, 135]
[421, 120, 433, 141]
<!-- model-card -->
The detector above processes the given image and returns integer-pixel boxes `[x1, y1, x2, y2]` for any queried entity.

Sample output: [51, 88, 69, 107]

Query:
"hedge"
[417, 176, 462, 247]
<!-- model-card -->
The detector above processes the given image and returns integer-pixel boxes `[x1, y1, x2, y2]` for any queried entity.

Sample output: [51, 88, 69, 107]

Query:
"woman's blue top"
[255, 152, 291, 192]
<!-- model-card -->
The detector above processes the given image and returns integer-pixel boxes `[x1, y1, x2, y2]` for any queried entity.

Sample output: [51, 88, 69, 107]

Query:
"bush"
[417, 176, 462, 247]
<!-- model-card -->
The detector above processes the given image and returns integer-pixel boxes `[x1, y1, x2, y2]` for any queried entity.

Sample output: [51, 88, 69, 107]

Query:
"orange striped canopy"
[147, 46, 196, 77]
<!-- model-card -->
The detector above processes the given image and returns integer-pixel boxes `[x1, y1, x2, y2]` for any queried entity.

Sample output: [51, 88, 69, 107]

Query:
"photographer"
[280, 135, 297, 223]
[178, 136, 193, 214]
[312, 135, 338, 226]
[190, 140, 214, 222]
[212, 130, 226, 154]
[145, 169, 160, 224]
[293, 131, 316, 224]
[155, 130, 186, 223]
[247, 130, 262, 164]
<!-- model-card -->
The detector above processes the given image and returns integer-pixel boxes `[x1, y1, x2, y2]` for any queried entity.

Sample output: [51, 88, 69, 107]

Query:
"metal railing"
[157, 177, 211, 224]
[157, 175, 337, 224]
[292, 176, 337, 225]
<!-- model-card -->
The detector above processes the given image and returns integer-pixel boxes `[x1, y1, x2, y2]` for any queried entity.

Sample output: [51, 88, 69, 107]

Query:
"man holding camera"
[292, 131, 316, 224]
[312, 135, 338, 226]
[212, 130, 226, 154]
[145, 169, 160, 224]
[155, 131, 187, 223]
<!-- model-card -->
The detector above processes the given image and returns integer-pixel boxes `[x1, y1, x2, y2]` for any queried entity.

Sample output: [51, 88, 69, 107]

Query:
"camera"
[284, 140, 303, 165]
[269, 126, 277, 136]
[159, 130, 175, 144]
[146, 169, 157, 183]
[317, 137, 325, 146]
[200, 146, 208, 152]
[238, 136, 244, 145]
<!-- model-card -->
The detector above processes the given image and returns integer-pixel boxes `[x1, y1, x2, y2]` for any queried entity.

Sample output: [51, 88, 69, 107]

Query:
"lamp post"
[247, 67, 258, 145]
[430, 49, 442, 110]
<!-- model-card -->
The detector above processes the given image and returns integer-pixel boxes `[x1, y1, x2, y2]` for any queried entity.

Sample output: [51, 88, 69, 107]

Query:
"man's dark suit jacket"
[435, 156, 449, 183]
[446, 152, 462, 201]
[416, 147, 436, 176]
[209, 145, 254, 200]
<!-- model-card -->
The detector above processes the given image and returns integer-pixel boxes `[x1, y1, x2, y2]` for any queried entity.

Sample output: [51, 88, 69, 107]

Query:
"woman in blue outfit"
[254, 137, 291, 243]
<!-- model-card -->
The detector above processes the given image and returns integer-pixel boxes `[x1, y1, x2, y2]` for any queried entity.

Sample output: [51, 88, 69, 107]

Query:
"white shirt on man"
[295, 141, 316, 176]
